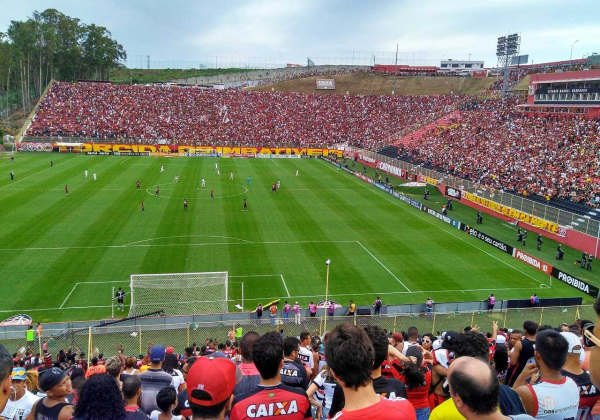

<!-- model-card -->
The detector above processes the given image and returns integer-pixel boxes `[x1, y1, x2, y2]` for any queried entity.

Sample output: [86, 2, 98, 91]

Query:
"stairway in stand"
[393, 110, 463, 148]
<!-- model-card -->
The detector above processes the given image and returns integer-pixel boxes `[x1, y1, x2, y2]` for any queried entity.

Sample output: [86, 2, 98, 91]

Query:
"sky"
[1, 0, 599, 69]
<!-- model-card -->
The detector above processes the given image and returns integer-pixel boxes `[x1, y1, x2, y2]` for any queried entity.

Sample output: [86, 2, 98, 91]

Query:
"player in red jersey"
[211, 189, 214, 200]
[155, 187, 159, 197]
[141, 201, 145, 214]
[326, 324, 415, 420]
[136, 180, 140, 190]
[230, 332, 311, 420]
[183, 199, 188, 211]
[65, 185, 68, 195]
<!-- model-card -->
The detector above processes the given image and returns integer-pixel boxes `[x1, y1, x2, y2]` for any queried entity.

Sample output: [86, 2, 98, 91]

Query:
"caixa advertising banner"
[550, 268, 599, 298]
[445, 186, 461, 200]
[316, 79, 336, 90]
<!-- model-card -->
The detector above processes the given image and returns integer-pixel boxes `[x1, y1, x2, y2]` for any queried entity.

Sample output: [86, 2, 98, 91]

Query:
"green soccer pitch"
[0, 153, 597, 323]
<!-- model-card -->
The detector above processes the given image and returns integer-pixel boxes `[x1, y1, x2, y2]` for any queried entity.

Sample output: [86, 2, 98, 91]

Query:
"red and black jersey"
[230, 383, 311, 420]
[561, 369, 600, 410]
[223, 348, 236, 359]
[174, 388, 192, 418]
[381, 359, 403, 381]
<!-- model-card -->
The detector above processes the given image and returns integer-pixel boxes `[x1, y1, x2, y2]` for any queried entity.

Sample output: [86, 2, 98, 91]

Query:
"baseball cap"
[432, 339, 442, 351]
[187, 357, 238, 406]
[150, 345, 166, 363]
[442, 330, 459, 349]
[392, 333, 404, 343]
[560, 332, 582, 354]
[11, 367, 26, 381]
[165, 347, 175, 354]
[496, 335, 507, 345]
[39, 367, 69, 392]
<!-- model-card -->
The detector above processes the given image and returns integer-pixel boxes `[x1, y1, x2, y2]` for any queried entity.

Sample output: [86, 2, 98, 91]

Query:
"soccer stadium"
[1, 3, 600, 420]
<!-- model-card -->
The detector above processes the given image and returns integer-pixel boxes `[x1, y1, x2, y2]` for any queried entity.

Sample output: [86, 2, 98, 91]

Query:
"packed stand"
[403, 96, 600, 207]
[1, 297, 598, 419]
[26, 82, 457, 150]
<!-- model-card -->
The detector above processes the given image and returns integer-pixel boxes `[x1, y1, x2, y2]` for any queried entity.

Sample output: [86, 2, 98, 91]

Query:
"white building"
[439, 59, 485, 73]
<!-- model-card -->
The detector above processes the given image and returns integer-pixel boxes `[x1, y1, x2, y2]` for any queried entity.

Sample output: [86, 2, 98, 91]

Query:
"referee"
[116, 287, 125, 311]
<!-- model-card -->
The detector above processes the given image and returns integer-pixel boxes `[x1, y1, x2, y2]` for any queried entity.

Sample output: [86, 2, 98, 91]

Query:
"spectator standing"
[505, 321, 537, 387]
[233, 332, 261, 396]
[186, 356, 237, 420]
[425, 298, 434, 315]
[328, 301, 335, 317]
[283, 301, 291, 323]
[85, 357, 106, 379]
[280, 337, 309, 390]
[307, 367, 337, 420]
[139, 346, 174, 415]
[298, 332, 314, 376]
[27, 367, 73, 420]
[229, 331, 311, 420]
[309, 302, 317, 317]
[347, 301, 356, 317]
[488, 294, 496, 311]
[173, 357, 197, 418]
[449, 356, 534, 420]
[121, 357, 141, 379]
[255, 304, 263, 322]
[70, 374, 125, 420]
[513, 330, 579, 419]
[373, 296, 382, 315]
[324, 324, 415, 419]
[150, 387, 184, 420]
[293, 302, 301, 325]
[123, 376, 148, 420]
[589, 298, 600, 389]
[162, 353, 184, 391]
[269, 304, 278, 326]
[106, 356, 124, 389]
[0, 367, 40, 420]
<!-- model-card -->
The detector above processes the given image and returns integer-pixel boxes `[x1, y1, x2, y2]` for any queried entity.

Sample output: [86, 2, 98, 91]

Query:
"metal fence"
[2, 305, 594, 362]
[349, 147, 600, 236]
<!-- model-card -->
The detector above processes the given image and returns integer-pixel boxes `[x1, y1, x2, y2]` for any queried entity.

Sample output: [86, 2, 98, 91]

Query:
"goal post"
[128, 272, 228, 317]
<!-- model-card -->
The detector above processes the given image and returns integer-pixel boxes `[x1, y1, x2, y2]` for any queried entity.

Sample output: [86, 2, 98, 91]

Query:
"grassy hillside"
[249, 73, 496, 96]
[108, 68, 254, 85]
[510, 75, 531, 92]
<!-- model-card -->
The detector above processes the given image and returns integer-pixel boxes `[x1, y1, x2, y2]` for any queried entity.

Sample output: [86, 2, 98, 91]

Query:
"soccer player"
[84, 170, 88, 178]
[201, 178, 205, 188]
[155, 187, 159, 197]
[10, 156, 13, 163]
[277, 179, 281, 189]
[141, 201, 145, 214]
[295, 170, 299, 177]
[136, 180, 140, 190]
[10, 172, 13, 181]
[230, 172, 234, 180]
[50, 160, 53, 167]
[272, 183, 276, 193]
[65, 185, 69, 195]
[217, 169, 220, 176]
[210, 189, 214, 200]
[243, 198, 248, 211]
[229, 332, 311, 420]
[116, 287, 125, 310]
[247, 176, 251, 185]
[160, 165, 164, 173]
[174, 175, 179, 183]
[184, 199, 188, 211]
[215, 162, 218, 170]
[93, 172, 97, 181]
[537, 234, 542, 251]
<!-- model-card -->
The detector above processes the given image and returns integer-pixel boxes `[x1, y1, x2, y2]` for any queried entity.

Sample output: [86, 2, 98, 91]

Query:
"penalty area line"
[280, 275, 291, 297]
[356, 241, 411, 292]
[60, 283, 79, 309]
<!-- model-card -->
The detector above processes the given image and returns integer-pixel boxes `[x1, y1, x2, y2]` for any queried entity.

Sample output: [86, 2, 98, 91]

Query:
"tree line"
[0, 9, 126, 116]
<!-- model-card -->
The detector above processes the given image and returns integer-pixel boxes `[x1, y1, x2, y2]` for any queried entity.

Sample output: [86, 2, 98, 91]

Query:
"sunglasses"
[422, 340, 431, 343]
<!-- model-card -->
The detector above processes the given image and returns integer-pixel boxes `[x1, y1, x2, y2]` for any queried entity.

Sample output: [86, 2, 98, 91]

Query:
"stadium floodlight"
[128, 272, 228, 317]
[496, 33, 521, 96]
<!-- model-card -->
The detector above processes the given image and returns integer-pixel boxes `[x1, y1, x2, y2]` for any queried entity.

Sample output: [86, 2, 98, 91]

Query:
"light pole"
[468, 53, 471, 61]
[570, 40, 579, 66]
[323, 259, 331, 331]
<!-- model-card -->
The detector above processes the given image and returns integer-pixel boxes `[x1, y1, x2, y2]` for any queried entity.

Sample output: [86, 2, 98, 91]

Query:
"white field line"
[280, 274, 291, 297]
[0, 239, 357, 252]
[60, 283, 79, 309]
[271, 159, 279, 167]
[119, 156, 132, 165]
[0, 156, 78, 190]
[0, 286, 542, 313]
[319, 160, 549, 288]
[356, 241, 411, 292]
[121, 234, 254, 247]
[229, 274, 280, 278]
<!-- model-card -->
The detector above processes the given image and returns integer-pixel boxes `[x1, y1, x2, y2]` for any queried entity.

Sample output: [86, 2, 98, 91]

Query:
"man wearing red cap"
[187, 356, 238, 420]
[230, 332, 311, 420]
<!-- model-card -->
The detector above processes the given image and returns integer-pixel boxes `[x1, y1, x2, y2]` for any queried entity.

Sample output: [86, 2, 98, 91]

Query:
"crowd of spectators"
[0, 297, 598, 419]
[403, 96, 600, 206]
[26, 82, 457, 150]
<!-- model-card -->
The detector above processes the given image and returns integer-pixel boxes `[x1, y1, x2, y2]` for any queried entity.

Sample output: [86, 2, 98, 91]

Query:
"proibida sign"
[550, 268, 599, 298]
[316, 79, 336, 90]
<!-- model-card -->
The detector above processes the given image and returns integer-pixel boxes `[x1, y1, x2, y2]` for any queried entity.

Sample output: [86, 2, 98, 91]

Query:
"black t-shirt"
[329, 376, 407, 417]
[280, 359, 309, 390]
[173, 388, 191, 417]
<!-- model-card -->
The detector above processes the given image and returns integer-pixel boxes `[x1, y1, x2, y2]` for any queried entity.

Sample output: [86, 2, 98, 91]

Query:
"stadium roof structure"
[530, 69, 600, 84]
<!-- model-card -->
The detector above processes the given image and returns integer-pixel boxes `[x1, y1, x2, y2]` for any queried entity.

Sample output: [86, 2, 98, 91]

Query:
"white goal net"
[128, 272, 228, 317]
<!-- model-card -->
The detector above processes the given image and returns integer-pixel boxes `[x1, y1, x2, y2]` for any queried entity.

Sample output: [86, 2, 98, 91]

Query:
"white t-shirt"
[312, 370, 337, 409]
[150, 410, 184, 420]
[0, 390, 40, 420]
[299, 346, 314, 369]
[170, 369, 184, 390]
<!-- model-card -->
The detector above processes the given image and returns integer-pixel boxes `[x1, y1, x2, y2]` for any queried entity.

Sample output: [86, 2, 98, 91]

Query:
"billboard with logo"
[316, 79, 336, 90]
[445, 186, 462, 200]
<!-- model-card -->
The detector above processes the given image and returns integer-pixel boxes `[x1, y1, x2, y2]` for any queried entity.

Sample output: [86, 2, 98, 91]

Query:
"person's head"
[72, 373, 125, 420]
[125, 356, 136, 369]
[156, 386, 178, 414]
[508, 330, 522, 349]
[25, 370, 40, 394]
[122, 375, 141, 404]
[535, 329, 568, 372]
[184, 347, 194, 357]
[407, 326, 419, 341]
[325, 324, 374, 390]
[523, 320, 538, 336]
[560, 323, 570, 332]
[39, 367, 72, 399]
[239, 332, 259, 363]
[10, 367, 27, 398]
[560, 332, 582, 367]
[403, 346, 426, 390]
[181, 357, 197, 382]
[162, 353, 178, 374]
[421, 333, 435, 351]
[283, 337, 300, 359]
[299, 332, 310, 346]
[449, 356, 500, 419]
[492, 343, 509, 374]
[91, 357, 98, 366]
[150, 345, 166, 366]
[188, 357, 237, 419]
[105, 357, 122, 378]
[453, 332, 489, 360]
[362, 325, 388, 370]
[253, 332, 283, 380]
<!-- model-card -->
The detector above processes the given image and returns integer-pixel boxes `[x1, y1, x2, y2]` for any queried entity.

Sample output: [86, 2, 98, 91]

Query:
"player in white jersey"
[215, 162, 218, 170]
[230, 172, 234, 180]
[217, 169, 220, 176]
[174, 175, 179, 182]
[277, 179, 281, 189]
[514, 330, 579, 419]
[84, 170, 88, 178]
[201, 178, 205, 188]
[160, 165, 164, 173]
[296, 169, 299, 177]
[93, 172, 97, 181]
